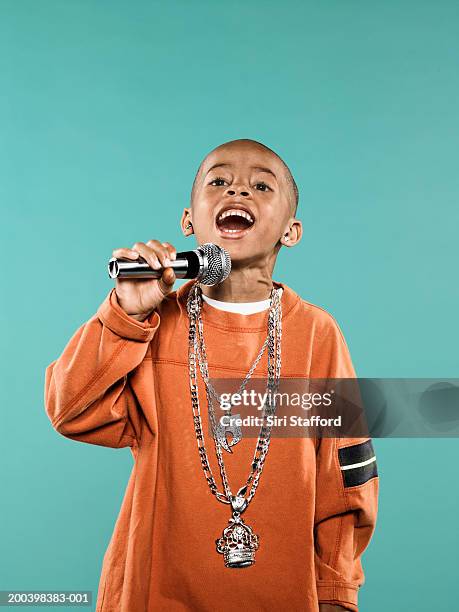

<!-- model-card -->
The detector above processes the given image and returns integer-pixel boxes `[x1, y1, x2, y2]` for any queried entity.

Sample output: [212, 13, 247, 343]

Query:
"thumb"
[158, 267, 176, 296]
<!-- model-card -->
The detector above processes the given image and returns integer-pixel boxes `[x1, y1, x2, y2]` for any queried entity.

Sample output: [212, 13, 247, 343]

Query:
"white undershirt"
[201, 293, 270, 314]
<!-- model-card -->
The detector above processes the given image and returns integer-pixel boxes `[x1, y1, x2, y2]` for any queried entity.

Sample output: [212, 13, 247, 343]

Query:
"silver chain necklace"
[195, 302, 270, 453]
[186, 281, 283, 568]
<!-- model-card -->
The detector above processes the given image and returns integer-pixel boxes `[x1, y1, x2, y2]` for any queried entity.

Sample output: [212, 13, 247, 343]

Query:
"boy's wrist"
[129, 312, 152, 322]
[97, 289, 160, 342]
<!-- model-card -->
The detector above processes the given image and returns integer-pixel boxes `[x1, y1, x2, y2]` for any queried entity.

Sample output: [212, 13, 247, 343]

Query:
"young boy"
[45, 139, 378, 612]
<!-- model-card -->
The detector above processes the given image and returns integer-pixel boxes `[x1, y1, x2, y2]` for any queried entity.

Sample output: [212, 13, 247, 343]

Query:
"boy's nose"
[226, 187, 250, 197]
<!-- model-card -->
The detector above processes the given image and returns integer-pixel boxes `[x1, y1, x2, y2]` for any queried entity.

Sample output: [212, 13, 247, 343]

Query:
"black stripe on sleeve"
[341, 460, 378, 487]
[338, 439, 375, 467]
[338, 440, 378, 488]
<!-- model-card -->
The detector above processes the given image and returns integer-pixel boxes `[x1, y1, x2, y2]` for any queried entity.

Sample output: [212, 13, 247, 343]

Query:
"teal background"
[1, 1, 458, 610]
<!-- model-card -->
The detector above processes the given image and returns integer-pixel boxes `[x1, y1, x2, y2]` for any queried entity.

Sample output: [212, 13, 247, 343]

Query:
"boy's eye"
[255, 182, 271, 192]
[209, 177, 227, 187]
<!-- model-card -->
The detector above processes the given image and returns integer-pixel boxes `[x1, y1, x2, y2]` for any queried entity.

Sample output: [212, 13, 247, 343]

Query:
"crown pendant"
[215, 496, 260, 568]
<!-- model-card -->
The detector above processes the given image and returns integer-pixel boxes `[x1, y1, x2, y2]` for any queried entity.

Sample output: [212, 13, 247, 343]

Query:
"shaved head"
[191, 139, 299, 215]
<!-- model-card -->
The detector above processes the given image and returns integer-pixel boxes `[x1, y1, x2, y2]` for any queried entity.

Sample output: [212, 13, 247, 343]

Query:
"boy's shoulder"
[297, 296, 347, 343]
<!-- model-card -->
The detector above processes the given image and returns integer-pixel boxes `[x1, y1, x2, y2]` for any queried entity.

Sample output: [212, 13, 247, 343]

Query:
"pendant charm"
[215, 513, 260, 568]
[214, 413, 242, 453]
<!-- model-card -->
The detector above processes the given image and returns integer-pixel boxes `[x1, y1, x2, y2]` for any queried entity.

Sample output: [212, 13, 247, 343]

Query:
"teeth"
[217, 209, 254, 224]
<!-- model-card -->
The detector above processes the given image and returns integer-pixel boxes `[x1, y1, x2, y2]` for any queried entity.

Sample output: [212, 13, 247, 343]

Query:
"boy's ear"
[282, 218, 302, 247]
[181, 208, 193, 236]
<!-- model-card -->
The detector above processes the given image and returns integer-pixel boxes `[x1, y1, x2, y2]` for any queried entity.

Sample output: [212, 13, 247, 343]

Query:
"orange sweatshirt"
[44, 279, 379, 612]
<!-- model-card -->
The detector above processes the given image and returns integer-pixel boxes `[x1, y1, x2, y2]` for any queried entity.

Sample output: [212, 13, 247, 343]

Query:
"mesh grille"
[197, 243, 232, 286]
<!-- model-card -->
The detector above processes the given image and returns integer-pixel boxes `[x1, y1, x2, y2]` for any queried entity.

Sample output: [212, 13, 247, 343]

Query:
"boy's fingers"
[161, 242, 177, 260]
[132, 242, 161, 269]
[127, 241, 176, 274]
[158, 268, 176, 295]
[146, 239, 170, 266]
[112, 247, 139, 259]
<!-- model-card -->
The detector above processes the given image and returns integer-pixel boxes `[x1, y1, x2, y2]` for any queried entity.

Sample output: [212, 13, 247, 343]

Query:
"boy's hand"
[319, 605, 350, 612]
[112, 239, 177, 321]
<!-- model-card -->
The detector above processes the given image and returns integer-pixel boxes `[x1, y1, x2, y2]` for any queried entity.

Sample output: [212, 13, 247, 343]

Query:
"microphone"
[107, 242, 231, 286]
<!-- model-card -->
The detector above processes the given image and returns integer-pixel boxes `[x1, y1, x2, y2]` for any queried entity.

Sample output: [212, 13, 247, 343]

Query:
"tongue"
[218, 216, 251, 231]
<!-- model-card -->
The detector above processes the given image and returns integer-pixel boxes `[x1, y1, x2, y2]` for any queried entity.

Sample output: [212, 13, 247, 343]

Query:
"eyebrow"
[251, 166, 277, 179]
[205, 163, 278, 180]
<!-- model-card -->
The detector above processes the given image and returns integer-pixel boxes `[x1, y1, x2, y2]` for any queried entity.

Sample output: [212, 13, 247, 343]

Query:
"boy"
[45, 139, 378, 611]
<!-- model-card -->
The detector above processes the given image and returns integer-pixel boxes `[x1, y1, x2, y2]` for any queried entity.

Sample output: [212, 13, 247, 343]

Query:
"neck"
[200, 266, 274, 302]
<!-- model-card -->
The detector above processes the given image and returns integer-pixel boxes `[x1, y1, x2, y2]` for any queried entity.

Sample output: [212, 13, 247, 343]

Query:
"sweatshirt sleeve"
[310, 312, 379, 612]
[44, 288, 160, 449]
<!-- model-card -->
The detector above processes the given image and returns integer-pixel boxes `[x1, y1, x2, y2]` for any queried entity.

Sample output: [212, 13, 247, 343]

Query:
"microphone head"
[197, 243, 231, 286]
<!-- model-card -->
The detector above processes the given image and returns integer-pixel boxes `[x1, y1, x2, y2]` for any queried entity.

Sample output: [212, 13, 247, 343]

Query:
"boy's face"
[182, 141, 300, 264]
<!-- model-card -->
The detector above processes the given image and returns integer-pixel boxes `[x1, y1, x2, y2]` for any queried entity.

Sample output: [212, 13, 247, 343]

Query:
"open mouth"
[215, 208, 255, 237]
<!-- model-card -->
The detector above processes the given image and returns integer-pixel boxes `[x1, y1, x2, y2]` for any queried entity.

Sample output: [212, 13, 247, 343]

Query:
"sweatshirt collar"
[176, 279, 300, 331]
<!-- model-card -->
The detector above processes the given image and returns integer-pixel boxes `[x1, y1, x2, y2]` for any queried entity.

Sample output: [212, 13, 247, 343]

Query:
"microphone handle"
[108, 250, 204, 280]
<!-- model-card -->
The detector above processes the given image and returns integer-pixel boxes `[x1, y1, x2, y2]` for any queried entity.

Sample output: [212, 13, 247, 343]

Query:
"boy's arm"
[314, 436, 378, 612]
[44, 288, 160, 448]
[311, 314, 379, 612]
